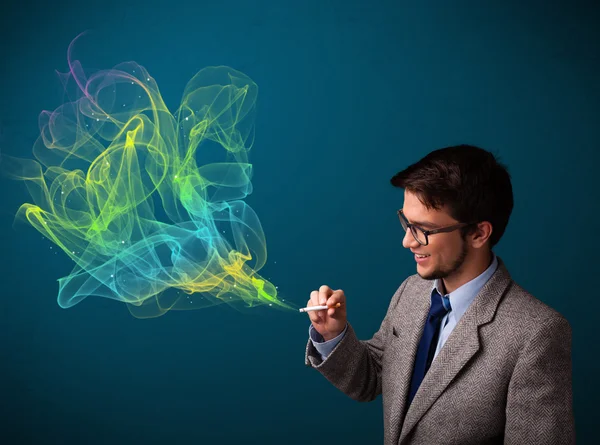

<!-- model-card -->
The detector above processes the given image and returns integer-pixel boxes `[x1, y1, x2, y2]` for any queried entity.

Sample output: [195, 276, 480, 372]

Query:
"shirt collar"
[432, 253, 498, 321]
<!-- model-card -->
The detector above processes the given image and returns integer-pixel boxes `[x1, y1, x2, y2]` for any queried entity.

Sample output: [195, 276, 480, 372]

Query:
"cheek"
[427, 241, 442, 256]
[429, 242, 452, 263]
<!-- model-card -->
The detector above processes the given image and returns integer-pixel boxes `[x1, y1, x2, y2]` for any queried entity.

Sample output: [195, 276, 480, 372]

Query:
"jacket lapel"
[397, 258, 512, 444]
[384, 278, 431, 444]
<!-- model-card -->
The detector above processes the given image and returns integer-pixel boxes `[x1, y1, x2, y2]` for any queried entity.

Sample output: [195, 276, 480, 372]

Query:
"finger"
[307, 309, 321, 323]
[326, 289, 345, 307]
[307, 292, 323, 323]
[306, 299, 320, 323]
[326, 290, 344, 318]
[319, 284, 333, 305]
[311, 290, 330, 313]
[309, 291, 320, 307]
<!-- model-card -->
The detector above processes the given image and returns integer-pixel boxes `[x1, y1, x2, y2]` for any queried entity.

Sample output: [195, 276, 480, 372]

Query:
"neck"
[442, 249, 493, 294]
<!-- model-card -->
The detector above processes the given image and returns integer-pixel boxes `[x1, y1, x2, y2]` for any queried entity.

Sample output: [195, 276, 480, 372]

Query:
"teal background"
[1, 0, 597, 443]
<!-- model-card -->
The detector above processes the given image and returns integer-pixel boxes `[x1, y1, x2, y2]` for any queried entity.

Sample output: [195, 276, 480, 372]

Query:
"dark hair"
[390, 144, 513, 248]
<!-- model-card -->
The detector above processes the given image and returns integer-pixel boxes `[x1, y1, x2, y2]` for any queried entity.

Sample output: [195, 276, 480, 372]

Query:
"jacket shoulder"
[499, 281, 571, 328]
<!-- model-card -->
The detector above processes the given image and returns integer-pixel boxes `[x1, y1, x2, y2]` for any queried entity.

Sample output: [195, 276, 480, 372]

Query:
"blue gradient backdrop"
[0, 0, 597, 443]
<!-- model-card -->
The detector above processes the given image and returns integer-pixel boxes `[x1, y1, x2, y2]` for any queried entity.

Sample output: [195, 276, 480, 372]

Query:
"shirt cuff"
[308, 324, 348, 359]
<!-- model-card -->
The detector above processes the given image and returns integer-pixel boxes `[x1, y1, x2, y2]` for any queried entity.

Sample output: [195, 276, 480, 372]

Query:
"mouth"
[414, 253, 431, 263]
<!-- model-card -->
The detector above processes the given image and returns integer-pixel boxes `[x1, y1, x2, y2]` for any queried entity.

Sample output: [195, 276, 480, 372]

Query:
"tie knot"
[429, 290, 451, 319]
[441, 295, 452, 311]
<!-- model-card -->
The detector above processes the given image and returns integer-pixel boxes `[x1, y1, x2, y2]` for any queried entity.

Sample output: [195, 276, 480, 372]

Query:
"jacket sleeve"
[304, 276, 410, 402]
[505, 315, 575, 444]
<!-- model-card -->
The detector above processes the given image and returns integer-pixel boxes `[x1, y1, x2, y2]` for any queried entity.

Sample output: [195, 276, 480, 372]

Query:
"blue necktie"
[407, 289, 452, 406]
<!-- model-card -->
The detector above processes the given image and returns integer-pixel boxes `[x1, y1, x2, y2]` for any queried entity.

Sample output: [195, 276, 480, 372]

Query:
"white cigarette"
[299, 302, 341, 313]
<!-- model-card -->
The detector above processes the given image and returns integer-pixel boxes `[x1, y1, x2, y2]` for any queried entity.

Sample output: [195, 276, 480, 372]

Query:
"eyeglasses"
[397, 209, 477, 246]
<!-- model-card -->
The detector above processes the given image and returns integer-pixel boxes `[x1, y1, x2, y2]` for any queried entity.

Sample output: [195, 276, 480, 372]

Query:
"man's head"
[390, 144, 513, 287]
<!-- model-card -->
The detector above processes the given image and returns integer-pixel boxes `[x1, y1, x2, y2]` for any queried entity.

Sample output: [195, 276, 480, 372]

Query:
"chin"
[417, 264, 445, 281]
[417, 271, 436, 281]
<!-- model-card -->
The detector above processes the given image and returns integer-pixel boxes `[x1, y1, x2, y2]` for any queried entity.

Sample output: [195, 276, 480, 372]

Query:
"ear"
[470, 221, 493, 248]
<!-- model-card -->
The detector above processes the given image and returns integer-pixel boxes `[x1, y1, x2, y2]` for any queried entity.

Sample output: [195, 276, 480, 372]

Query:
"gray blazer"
[305, 257, 575, 444]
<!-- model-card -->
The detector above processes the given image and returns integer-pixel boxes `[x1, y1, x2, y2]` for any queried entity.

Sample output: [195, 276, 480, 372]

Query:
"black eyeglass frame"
[397, 209, 478, 246]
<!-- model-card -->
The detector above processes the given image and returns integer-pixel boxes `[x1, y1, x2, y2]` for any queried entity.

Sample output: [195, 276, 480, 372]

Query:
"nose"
[402, 228, 420, 249]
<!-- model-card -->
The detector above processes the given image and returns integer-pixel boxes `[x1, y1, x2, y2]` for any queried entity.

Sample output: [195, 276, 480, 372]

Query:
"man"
[304, 145, 575, 444]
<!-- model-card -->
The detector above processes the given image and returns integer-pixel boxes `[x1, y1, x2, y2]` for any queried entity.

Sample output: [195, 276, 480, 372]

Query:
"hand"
[307, 285, 347, 341]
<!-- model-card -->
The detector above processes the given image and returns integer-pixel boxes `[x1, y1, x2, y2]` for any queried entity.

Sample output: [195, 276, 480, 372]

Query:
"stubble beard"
[418, 239, 469, 281]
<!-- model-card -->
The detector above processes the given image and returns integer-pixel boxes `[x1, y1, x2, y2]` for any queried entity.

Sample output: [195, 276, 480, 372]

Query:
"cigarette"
[299, 302, 342, 313]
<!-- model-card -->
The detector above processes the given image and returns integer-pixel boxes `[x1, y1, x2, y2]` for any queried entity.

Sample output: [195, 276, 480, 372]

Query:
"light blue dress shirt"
[309, 253, 499, 360]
